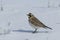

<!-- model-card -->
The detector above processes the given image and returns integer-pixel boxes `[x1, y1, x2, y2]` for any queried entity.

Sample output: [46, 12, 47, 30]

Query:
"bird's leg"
[32, 28, 37, 33]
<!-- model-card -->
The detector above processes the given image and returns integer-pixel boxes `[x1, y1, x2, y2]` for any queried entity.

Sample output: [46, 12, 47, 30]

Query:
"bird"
[27, 13, 52, 33]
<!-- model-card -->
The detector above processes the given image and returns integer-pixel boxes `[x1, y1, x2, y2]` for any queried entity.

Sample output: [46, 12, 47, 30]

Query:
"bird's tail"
[45, 26, 53, 30]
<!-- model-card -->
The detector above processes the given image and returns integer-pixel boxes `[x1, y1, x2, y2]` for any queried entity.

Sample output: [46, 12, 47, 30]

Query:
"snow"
[0, 0, 60, 40]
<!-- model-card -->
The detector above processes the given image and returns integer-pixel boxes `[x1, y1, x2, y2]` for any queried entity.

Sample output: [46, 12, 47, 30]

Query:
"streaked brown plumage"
[27, 13, 52, 33]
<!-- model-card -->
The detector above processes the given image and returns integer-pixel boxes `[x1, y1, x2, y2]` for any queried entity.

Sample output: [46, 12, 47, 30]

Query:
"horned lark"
[27, 13, 52, 33]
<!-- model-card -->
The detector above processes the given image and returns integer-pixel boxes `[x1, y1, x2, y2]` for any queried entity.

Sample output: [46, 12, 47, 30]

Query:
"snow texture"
[0, 0, 60, 40]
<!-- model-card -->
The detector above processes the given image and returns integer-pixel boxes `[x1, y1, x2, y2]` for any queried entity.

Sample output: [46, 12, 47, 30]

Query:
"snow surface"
[0, 0, 60, 40]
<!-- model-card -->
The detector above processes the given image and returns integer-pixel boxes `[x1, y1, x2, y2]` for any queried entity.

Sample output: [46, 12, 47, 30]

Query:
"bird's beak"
[27, 14, 29, 16]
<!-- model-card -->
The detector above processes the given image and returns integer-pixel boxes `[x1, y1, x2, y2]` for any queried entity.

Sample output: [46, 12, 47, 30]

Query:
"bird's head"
[27, 13, 34, 18]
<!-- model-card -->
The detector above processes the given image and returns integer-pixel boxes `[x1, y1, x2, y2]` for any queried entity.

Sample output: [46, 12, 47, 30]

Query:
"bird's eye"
[29, 14, 32, 17]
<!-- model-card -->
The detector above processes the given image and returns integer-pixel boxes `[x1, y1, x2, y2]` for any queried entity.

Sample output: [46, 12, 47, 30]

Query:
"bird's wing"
[29, 16, 46, 27]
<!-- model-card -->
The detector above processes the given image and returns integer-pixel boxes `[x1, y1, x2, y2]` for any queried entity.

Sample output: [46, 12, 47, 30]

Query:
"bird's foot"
[32, 31, 37, 33]
[32, 29, 37, 33]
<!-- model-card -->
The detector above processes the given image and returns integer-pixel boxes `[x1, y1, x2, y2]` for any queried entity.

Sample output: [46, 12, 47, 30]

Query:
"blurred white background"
[0, 0, 60, 40]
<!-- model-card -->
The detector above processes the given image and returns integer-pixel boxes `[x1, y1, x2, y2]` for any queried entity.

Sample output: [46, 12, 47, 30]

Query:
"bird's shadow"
[12, 29, 50, 33]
